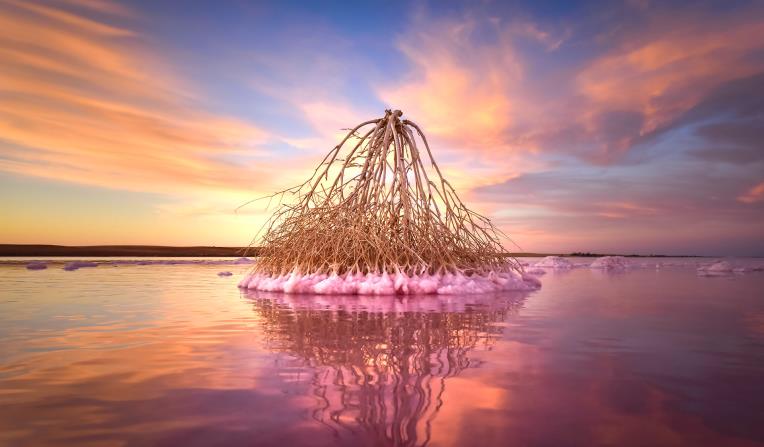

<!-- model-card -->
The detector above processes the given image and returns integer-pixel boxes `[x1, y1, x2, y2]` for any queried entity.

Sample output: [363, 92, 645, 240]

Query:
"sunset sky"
[1, 0, 763, 255]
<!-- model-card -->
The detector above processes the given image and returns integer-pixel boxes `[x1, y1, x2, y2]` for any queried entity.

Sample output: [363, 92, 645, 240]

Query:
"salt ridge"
[238, 270, 541, 295]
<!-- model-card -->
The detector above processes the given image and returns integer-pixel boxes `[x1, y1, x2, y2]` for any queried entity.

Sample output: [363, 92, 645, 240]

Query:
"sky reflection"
[0, 262, 763, 446]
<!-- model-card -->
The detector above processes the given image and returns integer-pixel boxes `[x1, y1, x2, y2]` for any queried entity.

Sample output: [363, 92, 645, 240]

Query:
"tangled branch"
[248, 109, 523, 278]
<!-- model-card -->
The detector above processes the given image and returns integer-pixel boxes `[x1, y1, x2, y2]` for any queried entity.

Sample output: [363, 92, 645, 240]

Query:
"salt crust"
[589, 256, 628, 270]
[697, 260, 733, 273]
[533, 256, 573, 269]
[63, 261, 98, 271]
[238, 270, 541, 295]
[26, 261, 47, 270]
[696, 260, 743, 276]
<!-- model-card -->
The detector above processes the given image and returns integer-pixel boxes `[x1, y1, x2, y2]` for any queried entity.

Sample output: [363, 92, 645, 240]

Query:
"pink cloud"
[0, 0, 271, 195]
[738, 182, 764, 204]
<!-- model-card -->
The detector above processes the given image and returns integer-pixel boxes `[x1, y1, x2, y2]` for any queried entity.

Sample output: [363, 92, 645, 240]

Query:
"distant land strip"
[0, 245, 256, 257]
[0, 245, 701, 258]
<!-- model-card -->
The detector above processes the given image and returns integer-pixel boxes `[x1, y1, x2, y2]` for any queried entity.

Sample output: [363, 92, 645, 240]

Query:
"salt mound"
[63, 261, 98, 271]
[698, 261, 733, 272]
[238, 270, 541, 295]
[26, 261, 47, 270]
[533, 256, 573, 269]
[589, 256, 628, 270]
[697, 261, 735, 276]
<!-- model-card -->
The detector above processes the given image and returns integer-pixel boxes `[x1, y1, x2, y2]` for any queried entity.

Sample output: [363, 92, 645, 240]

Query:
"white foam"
[533, 256, 573, 269]
[589, 256, 628, 270]
[238, 269, 541, 295]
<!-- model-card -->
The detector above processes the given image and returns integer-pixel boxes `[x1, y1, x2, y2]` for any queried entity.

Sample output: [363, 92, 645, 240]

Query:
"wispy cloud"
[1, 0, 762, 253]
[738, 182, 764, 204]
[0, 0, 270, 195]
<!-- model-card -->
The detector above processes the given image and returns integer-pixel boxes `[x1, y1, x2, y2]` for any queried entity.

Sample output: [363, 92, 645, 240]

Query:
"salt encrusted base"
[238, 270, 541, 295]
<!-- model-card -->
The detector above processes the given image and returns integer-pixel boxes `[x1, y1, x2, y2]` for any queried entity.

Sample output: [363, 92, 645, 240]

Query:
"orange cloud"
[577, 15, 764, 136]
[0, 0, 270, 196]
[378, 8, 764, 168]
[374, 16, 554, 196]
[377, 18, 519, 149]
[738, 181, 764, 204]
[596, 202, 659, 219]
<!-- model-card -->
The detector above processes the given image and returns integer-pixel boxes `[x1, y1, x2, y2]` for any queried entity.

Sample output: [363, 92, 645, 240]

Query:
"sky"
[1, 0, 763, 256]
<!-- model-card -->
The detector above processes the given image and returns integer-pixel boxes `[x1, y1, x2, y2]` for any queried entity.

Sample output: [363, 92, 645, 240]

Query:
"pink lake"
[1, 257, 763, 446]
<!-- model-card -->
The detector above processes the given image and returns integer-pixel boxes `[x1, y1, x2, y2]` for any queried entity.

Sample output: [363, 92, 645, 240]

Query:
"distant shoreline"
[0, 244, 705, 258]
[0, 245, 256, 257]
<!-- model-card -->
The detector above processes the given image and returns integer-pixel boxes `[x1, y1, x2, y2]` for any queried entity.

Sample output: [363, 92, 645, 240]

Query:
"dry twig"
[247, 109, 522, 278]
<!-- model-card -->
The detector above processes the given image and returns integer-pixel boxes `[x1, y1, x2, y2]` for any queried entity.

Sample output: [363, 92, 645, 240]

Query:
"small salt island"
[533, 256, 574, 269]
[239, 110, 539, 295]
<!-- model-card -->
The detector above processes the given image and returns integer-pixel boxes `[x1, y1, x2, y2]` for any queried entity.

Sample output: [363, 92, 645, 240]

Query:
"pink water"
[1, 258, 763, 446]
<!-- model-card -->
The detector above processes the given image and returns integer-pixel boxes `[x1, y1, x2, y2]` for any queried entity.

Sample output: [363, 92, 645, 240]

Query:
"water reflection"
[2, 262, 763, 446]
[243, 291, 529, 446]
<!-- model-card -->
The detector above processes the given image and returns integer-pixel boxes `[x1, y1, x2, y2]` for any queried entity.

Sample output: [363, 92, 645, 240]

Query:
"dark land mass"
[0, 245, 257, 257]
[0, 245, 703, 258]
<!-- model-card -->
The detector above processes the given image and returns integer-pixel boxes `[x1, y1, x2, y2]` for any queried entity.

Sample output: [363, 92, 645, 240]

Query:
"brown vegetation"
[246, 109, 522, 277]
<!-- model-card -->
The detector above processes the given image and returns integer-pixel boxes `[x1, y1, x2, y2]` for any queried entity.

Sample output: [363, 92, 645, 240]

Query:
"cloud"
[371, 13, 560, 192]
[0, 0, 271, 196]
[375, 12, 552, 153]
[571, 7, 764, 161]
[377, 3, 764, 167]
[378, 17, 517, 149]
[472, 162, 764, 255]
[638, 71, 764, 168]
[738, 182, 764, 204]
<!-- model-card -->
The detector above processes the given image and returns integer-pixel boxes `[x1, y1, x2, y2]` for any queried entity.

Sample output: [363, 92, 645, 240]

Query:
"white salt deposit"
[698, 260, 733, 273]
[697, 260, 736, 276]
[63, 261, 98, 271]
[238, 270, 541, 295]
[589, 256, 628, 270]
[26, 261, 47, 270]
[533, 256, 573, 269]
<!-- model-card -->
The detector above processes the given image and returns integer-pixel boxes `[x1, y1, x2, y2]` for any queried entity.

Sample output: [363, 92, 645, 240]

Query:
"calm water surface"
[1, 258, 763, 446]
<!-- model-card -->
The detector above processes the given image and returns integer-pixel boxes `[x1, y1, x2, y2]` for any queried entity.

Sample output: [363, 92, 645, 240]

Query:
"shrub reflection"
[245, 292, 527, 446]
